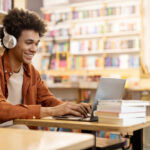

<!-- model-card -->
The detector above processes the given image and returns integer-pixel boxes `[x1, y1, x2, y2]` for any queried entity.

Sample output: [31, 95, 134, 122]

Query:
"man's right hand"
[40, 102, 92, 118]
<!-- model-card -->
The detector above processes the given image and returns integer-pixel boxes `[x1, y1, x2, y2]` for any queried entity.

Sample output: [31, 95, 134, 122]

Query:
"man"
[0, 8, 91, 126]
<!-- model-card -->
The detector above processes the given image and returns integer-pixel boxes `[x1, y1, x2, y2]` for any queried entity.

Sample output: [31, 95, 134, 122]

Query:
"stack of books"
[105, 55, 140, 68]
[94, 100, 150, 126]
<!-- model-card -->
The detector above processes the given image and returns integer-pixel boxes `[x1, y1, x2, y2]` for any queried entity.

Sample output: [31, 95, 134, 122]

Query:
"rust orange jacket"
[0, 51, 63, 123]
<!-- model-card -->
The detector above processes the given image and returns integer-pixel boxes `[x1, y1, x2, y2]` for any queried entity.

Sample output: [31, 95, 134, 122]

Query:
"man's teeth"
[26, 54, 33, 56]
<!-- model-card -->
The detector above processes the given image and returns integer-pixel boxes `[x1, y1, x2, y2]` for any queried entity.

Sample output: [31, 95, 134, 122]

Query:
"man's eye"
[26, 42, 32, 45]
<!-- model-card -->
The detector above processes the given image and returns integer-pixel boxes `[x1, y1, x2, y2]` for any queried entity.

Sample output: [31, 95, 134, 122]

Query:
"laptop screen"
[90, 77, 126, 121]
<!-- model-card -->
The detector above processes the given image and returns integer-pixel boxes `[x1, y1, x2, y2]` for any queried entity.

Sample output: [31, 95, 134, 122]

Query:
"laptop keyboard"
[53, 114, 91, 121]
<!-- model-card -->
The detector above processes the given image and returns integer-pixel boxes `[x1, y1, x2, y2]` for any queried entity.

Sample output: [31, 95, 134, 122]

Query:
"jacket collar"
[2, 50, 13, 74]
[2, 50, 31, 77]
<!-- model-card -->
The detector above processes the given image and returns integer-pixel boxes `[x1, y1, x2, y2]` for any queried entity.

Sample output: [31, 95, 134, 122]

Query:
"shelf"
[71, 0, 139, 8]
[72, 14, 140, 24]
[87, 68, 140, 77]
[0, 10, 7, 16]
[71, 31, 140, 39]
[44, 78, 150, 90]
[42, 33, 140, 41]
[46, 14, 139, 26]
[47, 82, 79, 89]
[46, 81, 98, 89]
[140, 74, 150, 79]
[40, 68, 140, 77]
[70, 51, 103, 56]
[79, 81, 98, 89]
[45, 80, 150, 90]
[103, 49, 140, 54]
[40, 69, 88, 76]
[41, 36, 70, 42]
[40, 52, 51, 57]
[71, 48, 140, 55]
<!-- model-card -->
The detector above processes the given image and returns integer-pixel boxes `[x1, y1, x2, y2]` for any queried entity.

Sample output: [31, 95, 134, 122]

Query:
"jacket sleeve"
[0, 86, 40, 123]
[36, 71, 64, 107]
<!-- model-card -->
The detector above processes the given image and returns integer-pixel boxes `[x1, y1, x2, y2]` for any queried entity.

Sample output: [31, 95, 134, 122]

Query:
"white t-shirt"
[7, 65, 24, 104]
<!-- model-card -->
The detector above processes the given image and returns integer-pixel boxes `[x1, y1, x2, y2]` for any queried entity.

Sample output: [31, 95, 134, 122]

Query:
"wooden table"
[0, 128, 94, 150]
[14, 117, 150, 150]
[14, 117, 150, 135]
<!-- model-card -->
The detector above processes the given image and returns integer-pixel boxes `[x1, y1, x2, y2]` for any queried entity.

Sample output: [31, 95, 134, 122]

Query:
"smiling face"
[11, 30, 40, 64]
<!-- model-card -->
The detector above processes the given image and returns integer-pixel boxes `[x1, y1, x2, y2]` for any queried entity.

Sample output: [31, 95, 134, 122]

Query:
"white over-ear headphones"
[2, 28, 17, 49]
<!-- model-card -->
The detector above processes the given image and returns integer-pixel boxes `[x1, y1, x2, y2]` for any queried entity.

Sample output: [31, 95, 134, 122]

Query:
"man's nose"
[31, 44, 37, 52]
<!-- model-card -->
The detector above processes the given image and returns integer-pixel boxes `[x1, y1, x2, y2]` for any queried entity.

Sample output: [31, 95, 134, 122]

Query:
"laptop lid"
[90, 77, 126, 121]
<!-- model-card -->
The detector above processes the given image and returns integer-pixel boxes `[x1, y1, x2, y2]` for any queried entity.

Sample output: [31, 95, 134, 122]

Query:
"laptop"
[44, 77, 126, 122]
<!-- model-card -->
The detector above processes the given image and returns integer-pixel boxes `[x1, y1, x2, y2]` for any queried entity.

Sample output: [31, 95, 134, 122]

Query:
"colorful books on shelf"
[47, 28, 70, 38]
[40, 0, 141, 76]
[71, 21, 138, 36]
[44, 12, 70, 23]
[72, 5, 137, 20]
[70, 55, 104, 69]
[44, 3, 138, 22]
[70, 39, 103, 53]
[40, 42, 69, 53]
[0, 0, 12, 12]
[70, 38, 140, 55]
[94, 100, 149, 125]
[105, 55, 140, 68]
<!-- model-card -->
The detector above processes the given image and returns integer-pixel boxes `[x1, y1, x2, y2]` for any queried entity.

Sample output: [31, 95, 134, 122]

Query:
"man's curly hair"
[2, 8, 47, 39]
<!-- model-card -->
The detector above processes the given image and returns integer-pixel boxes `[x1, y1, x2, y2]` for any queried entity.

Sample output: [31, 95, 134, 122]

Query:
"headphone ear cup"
[3, 33, 17, 49]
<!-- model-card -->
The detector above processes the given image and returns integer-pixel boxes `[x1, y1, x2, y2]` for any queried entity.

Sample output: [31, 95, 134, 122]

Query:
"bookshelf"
[40, 68, 140, 77]
[37, 0, 149, 104]
[39, 0, 142, 82]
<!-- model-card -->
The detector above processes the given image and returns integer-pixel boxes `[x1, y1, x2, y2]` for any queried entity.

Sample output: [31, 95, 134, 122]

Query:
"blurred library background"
[25, 0, 150, 103]
[1, 0, 150, 149]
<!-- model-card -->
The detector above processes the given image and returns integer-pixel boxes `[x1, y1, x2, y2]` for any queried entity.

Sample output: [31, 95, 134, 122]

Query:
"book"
[94, 111, 146, 119]
[41, 57, 50, 70]
[98, 100, 150, 106]
[49, 54, 57, 69]
[97, 105, 146, 113]
[98, 117, 146, 126]
[59, 53, 67, 68]
[45, 13, 50, 22]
